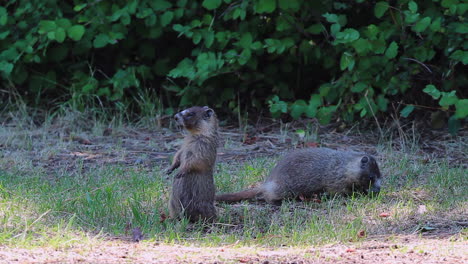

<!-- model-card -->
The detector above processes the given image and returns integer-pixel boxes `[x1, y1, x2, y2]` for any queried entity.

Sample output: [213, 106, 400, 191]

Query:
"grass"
[0, 109, 466, 250]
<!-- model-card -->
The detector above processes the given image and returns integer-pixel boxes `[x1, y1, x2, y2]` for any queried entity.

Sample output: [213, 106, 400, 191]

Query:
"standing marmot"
[166, 106, 219, 221]
[216, 148, 382, 205]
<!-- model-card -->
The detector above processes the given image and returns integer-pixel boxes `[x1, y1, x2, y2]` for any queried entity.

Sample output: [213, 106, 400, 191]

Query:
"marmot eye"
[361, 156, 369, 163]
[204, 109, 214, 118]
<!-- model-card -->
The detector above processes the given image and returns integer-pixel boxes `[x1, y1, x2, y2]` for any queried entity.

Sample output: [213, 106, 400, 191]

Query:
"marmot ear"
[361, 156, 369, 163]
[204, 108, 214, 118]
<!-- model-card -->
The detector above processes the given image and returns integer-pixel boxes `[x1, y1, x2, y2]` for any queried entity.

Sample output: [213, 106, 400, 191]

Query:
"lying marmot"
[166, 106, 218, 221]
[216, 148, 382, 205]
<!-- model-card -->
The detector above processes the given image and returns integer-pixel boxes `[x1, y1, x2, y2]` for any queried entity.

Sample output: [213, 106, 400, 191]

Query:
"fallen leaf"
[306, 142, 319, 148]
[243, 135, 257, 145]
[417, 205, 427, 214]
[299, 194, 306, 201]
[160, 213, 167, 223]
[346, 248, 356, 253]
[357, 230, 366, 238]
[379, 212, 391, 218]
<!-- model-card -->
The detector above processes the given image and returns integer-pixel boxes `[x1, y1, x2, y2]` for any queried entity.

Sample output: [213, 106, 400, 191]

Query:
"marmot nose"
[370, 185, 381, 194]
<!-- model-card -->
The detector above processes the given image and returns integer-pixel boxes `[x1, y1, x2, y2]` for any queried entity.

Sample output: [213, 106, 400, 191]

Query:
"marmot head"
[174, 106, 218, 135]
[356, 155, 382, 195]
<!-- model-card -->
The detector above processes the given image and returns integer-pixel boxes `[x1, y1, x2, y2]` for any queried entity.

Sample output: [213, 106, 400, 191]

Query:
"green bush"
[0, 0, 466, 129]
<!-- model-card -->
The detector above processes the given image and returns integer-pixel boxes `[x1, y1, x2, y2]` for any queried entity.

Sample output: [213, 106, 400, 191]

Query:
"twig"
[364, 90, 384, 139]
[403, 57, 433, 73]
[401, 102, 455, 112]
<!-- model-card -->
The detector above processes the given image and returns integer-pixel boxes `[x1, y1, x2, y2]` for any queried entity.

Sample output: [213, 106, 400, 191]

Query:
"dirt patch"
[0, 235, 466, 263]
[2, 120, 466, 176]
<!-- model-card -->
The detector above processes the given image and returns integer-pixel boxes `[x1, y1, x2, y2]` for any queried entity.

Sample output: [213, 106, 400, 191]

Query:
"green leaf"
[93, 34, 110, 48]
[47, 31, 56, 40]
[239, 32, 253, 49]
[255, 0, 276, 13]
[334, 28, 360, 44]
[278, 0, 300, 11]
[305, 94, 321, 118]
[377, 95, 389, 111]
[290, 100, 307, 119]
[309, 94, 322, 108]
[56, 19, 72, 29]
[82, 83, 97, 93]
[413, 17, 431, 33]
[193, 32, 203, 45]
[404, 11, 420, 23]
[340, 52, 355, 71]
[160, 11, 174, 26]
[203, 31, 215, 48]
[0, 7, 8, 26]
[38, 20, 57, 34]
[0, 30, 9, 40]
[365, 24, 380, 40]
[150, 0, 172, 11]
[449, 50, 468, 65]
[317, 105, 337, 125]
[352, 38, 372, 55]
[439, 91, 458, 107]
[453, 23, 468, 34]
[306, 24, 323, 35]
[400, 105, 414, 118]
[0, 61, 13, 75]
[360, 108, 367, 118]
[430, 17, 442, 32]
[73, 3, 87, 12]
[374, 2, 389, 18]
[455, 99, 468, 119]
[238, 49, 251, 65]
[276, 16, 292, 31]
[169, 58, 195, 79]
[385, 41, 398, 59]
[67, 25, 85, 41]
[351, 82, 367, 93]
[55, 28, 66, 43]
[202, 0, 222, 10]
[323, 13, 339, 23]
[423, 85, 441, 100]
[408, 1, 417, 13]
[1, 48, 18, 61]
[137, 8, 153, 19]
[269, 96, 288, 117]
[330, 23, 341, 37]
[441, 0, 459, 9]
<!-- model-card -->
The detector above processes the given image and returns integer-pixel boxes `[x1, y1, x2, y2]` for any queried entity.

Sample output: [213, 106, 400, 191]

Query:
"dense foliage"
[0, 0, 466, 129]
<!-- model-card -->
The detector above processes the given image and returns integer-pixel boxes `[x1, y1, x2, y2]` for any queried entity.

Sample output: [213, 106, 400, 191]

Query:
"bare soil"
[0, 235, 466, 263]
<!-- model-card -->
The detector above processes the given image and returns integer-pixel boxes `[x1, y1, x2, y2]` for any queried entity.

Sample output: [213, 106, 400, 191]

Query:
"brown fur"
[167, 106, 219, 222]
[216, 148, 382, 205]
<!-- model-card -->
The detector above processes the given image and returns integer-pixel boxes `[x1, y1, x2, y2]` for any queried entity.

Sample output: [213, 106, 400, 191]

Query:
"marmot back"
[166, 106, 219, 222]
[216, 148, 382, 205]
